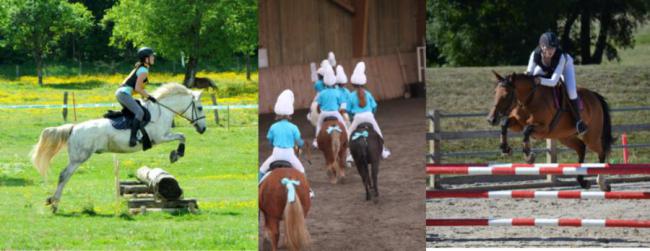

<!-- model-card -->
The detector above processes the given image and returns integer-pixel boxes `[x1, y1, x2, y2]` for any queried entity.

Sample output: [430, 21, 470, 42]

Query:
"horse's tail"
[331, 130, 341, 164]
[30, 124, 74, 176]
[594, 92, 613, 154]
[284, 191, 310, 251]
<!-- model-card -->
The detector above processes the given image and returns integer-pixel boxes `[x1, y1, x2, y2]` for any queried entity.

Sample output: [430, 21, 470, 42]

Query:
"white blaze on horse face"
[191, 90, 207, 133]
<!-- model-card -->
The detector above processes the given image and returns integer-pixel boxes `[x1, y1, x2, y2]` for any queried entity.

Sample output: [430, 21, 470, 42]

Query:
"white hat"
[323, 66, 336, 86]
[335, 65, 347, 84]
[274, 89, 294, 115]
[328, 51, 337, 67]
[310, 62, 318, 82]
[317, 60, 331, 76]
[350, 62, 366, 85]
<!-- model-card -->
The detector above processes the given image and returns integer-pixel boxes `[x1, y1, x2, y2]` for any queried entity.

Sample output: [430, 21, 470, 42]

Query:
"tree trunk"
[35, 53, 44, 86]
[579, 7, 592, 64]
[592, 3, 611, 64]
[183, 56, 198, 87]
[245, 53, 251, 80]
[561, 11, 578, 52]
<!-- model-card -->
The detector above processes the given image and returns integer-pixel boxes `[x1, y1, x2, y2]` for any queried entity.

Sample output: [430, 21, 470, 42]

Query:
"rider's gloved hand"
[147, 96, 157, 103]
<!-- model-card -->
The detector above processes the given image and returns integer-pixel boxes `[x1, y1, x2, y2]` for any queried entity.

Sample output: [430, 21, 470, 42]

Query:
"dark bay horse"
[487, 72, 613, 191]
[349, 123, 382, 202]
[259, 166, 311, 251]
[316, 118, 348, 184]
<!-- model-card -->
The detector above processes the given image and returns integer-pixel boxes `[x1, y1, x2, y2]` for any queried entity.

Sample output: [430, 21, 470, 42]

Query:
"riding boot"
[570, 98, 588, 136]
[129, 119, 141, 147]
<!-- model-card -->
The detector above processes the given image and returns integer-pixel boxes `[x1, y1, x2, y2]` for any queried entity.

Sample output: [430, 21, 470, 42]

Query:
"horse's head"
[487, 71, 537, 126]
[487, 71, 516, 126]
[153, 83, 207, 134]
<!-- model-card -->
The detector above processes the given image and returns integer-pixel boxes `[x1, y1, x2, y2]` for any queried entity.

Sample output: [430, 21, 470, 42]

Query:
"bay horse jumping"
[487, 72, 613, 191]
[349, 123, 382, 202]
[316, 118, 348, 184]
[259, 166, 311, 251]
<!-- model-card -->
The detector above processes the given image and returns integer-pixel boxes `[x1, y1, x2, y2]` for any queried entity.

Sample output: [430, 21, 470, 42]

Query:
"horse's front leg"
[157, 132, 186, 163]
[499, 118, 512, 156]
[522, 125, 536, 163]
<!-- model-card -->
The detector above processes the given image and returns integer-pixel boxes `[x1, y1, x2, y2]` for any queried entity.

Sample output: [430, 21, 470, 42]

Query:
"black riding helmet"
[539, 32, 560, 48]
[137, 47, 155, 60]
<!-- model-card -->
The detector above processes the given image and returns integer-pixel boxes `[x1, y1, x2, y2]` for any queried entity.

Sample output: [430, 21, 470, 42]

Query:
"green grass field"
[427, 25, 650, 164]
[0, 72, 258, 249]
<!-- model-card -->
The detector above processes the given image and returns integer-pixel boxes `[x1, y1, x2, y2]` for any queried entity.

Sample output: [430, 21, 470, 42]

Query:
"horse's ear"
[492, 70, 503, 81]
[192, 90, 203, 99]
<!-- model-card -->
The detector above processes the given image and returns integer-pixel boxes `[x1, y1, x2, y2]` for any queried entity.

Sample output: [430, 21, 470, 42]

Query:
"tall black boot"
[129, 119, 141, 147]
[570, 98, 588, 136]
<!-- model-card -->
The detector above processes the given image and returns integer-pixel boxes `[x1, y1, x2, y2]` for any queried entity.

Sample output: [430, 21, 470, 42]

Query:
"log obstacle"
[426, 218, 650, 228]
[426, 163, 650, 176]
[136, 166, 183, 201]
[118, 166, 198, 214]
[427, 190, 650, 199]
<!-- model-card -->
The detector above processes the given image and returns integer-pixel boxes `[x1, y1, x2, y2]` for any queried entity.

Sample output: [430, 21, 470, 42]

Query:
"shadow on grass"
[45, 80, 106, 90]
[0, 176, 33, 186]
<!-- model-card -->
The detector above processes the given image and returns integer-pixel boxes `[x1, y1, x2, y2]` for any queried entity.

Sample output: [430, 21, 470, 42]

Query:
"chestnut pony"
[259, 166, 311, 251]
[487, 72, 613, 191]
[316, 118, 348, 184]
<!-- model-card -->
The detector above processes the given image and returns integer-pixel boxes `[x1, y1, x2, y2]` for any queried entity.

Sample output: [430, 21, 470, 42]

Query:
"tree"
[0, 0, 93, 85]
[103, 0, 257, 86]
[221, 0, 257, 80]
[427, 0, 650, 66]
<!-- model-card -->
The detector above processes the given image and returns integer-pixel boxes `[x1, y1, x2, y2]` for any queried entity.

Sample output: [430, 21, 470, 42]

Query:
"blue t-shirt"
[317, 87, 345, 112]
[267, 119, 303, 149]
[347, 89, 377, 115]
[314, 80, 325, 93]
[136, 66, 149, 77]
[337, 86, 351, 105]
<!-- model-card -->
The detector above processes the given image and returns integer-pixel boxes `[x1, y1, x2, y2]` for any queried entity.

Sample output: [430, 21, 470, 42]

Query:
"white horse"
[30, 83, 207, 212]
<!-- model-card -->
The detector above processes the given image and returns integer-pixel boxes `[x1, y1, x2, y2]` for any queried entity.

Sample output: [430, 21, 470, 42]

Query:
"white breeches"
[316, 110, 347, 136]
[533, 56, 577, 99]
[259, 147, 305, 174]
[348, 111, 384, 139]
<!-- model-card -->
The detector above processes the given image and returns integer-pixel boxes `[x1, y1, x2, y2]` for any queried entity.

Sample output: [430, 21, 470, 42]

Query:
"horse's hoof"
[366, 193, 371, 201]
[177, 143, 185, 157]
[597, 175, 611, 192]
[525, 152, 536, 164]
[577, 176, 591, 189]
[170, 150, 179, 163]
[500, 144, 512, 156]
[46, 197, 59, 213]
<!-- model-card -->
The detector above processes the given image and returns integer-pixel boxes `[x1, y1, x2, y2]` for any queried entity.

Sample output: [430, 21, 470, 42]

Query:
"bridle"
[495, 75, 538, 117]
[155, 98, 205, 125]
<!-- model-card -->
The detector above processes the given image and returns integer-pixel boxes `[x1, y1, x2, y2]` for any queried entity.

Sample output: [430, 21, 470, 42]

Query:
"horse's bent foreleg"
[158, 132, 186, 163]
[522, 125, 536, 163]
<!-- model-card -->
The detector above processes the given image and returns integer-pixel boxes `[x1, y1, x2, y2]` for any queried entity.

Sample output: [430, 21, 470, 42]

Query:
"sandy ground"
[259, 98, 426, 250]
[427, 177, 650, 248]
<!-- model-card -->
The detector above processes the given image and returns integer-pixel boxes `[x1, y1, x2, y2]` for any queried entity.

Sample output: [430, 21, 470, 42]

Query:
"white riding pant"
[259, 147, 305, 174]
[533, 56, 578, 99]
[348, 111, 384, 139]
[316, 110, 348, 136]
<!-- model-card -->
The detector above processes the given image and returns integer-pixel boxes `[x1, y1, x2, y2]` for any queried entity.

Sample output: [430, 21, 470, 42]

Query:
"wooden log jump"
[426, 163, 650, 175]
[136, 166, 183, 201]
[426, 218, 650, 228]
[427, 190, 650, 200]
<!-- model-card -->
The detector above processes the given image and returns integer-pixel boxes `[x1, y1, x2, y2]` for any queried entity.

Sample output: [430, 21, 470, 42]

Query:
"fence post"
[428, 110, 442, 189]
[546, 139, 558, 183]
[210, 93, 219, 125]
[62, 92, 68, 122]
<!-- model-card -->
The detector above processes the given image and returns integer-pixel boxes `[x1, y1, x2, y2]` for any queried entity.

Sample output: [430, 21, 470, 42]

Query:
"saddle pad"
[105, 100, 151, 129]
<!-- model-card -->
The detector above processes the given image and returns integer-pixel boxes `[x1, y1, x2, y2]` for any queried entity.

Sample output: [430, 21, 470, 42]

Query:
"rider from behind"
[115, 47, 158, 146]
[347, 62, 391, 159]
[526, 32, 587, 136]
[259, 90, 306, 178]
[313, 63, 348, 148]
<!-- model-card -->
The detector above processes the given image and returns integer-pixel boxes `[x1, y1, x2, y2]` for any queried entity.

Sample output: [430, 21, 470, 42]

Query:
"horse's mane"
[151, 83, 192, 99]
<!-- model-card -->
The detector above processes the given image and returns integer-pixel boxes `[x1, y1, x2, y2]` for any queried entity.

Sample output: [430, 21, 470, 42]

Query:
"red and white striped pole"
[426, 218, 650, 228]
[426, 190, 650, 200]
[426, 163, 650, 175]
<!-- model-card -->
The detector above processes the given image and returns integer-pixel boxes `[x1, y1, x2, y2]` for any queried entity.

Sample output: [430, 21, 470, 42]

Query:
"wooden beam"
[329, 0, 355, 14]
[352, 0, 369, 57]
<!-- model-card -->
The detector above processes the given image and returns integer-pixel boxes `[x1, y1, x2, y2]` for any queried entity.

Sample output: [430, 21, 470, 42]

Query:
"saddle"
[103, 100, 153, 150]
[323, 116, 339, 122]
[269, 160, 293, 172]
[548, 80, 583, 132]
